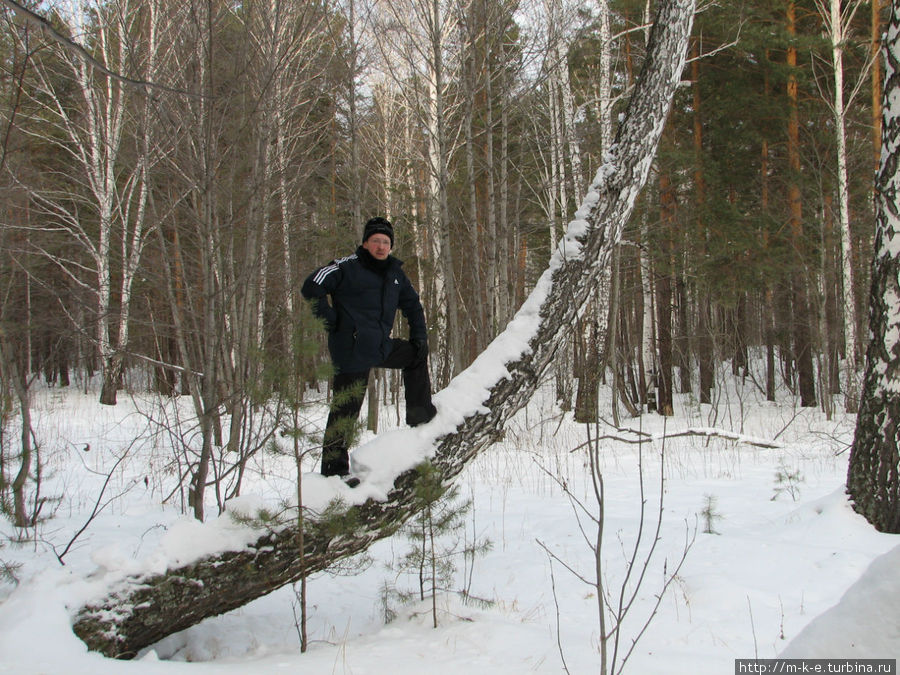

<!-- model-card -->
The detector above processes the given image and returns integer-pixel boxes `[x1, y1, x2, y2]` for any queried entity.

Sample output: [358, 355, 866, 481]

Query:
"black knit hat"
[362, 217, 394, 247]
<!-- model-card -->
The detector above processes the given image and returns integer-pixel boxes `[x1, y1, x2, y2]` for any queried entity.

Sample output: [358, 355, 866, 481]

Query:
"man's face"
[363, 234, 392, 260]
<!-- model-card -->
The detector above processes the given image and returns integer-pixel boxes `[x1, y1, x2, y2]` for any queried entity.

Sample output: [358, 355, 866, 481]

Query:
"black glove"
[309, 297, 337, 333]
[411, 338, 429, 366]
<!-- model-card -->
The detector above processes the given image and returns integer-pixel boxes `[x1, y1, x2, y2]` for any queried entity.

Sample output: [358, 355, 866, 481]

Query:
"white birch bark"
[22, 0, 158, 405]
[597, 0, 613, 153]
[847, 0, 900, 532]
[556, 37, 584, 203]
[114, 0, 162, 395]
[639, 3, 657, 408]
[814, 0, 866, 412]
[548, 68, 562, 245]
[463, 64, 487, 344]
[404, 103, 427, 266]
[596, 0, 615, 413]
[378, 0, 463, 376]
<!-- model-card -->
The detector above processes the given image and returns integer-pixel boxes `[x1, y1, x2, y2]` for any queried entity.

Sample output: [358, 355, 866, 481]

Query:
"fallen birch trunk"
[72, 0, 696, 657]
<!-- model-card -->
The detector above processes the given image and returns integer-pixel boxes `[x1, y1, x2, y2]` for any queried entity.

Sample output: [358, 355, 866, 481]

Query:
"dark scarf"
[358, 246, 391, 275]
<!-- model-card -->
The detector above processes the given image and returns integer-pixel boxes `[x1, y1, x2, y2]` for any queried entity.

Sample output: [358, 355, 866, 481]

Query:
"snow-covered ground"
[0, 373, 897, 674]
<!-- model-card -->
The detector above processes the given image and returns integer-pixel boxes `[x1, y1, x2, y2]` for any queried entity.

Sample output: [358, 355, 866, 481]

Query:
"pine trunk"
[691, 37, 712, 405]
[787, 2, 817, 408]
[697, 292, 714, 404]
[656, 167, 676, 416]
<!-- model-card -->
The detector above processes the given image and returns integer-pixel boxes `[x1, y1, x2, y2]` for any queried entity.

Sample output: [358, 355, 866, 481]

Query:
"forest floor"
[0, 369, 897, 674]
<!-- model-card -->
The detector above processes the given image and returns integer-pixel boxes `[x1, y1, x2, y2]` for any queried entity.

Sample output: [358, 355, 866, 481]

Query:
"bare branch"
[570, 426, 783, 452]
[0, 0, 198, 97]
[53, 446, 137, 564]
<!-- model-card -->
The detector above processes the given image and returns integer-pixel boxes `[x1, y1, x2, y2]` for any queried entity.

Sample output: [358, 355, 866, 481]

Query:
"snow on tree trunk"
[846, 0, 900, 533]
[71, 0, 696, 657]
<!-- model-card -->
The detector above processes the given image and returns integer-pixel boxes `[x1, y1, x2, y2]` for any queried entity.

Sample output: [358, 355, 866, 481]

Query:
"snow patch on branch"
[87, 496, 271, 579]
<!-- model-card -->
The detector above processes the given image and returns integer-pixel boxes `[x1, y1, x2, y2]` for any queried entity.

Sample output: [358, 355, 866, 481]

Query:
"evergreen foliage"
[772, 463, 804, 502]
[383, 462, 492, 628]
[700, 494, 723, 534]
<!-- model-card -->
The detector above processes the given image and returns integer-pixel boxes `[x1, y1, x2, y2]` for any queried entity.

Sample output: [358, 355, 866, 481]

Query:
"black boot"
[407, 403, 437, 427]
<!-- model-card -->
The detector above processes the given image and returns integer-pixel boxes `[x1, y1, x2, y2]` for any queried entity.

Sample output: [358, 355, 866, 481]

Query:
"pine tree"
[391, 463, 491, 628]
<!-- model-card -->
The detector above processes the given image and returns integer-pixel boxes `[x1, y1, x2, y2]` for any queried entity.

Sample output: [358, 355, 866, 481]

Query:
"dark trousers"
[321, 339, 435, 476]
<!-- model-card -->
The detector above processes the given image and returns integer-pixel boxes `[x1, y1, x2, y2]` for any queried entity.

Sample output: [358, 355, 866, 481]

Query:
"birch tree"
[376, 0, 464, 378]
[814, 0, 870, 413]
[22, 0, 157, 405]
[846, 0, 900, 533]
[148, 0, 341, 520]
[543, 0, 580, 408]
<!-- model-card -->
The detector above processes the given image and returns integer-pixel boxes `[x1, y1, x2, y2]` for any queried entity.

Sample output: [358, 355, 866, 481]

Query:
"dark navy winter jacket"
[301, 247, 427, 374]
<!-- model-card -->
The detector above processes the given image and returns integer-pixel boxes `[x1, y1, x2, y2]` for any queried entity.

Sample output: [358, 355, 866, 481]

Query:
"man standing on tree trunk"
[302, 217, 437, 485]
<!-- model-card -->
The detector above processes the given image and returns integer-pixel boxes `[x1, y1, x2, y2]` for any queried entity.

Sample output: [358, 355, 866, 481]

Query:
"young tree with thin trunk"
[0, 328, 36, 528]
[656, 154, 676, 416]
[814, 0, 870, 413]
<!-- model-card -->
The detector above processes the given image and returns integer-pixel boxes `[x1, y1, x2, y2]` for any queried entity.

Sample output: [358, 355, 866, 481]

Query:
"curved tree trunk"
[71, 0, 696, 658]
